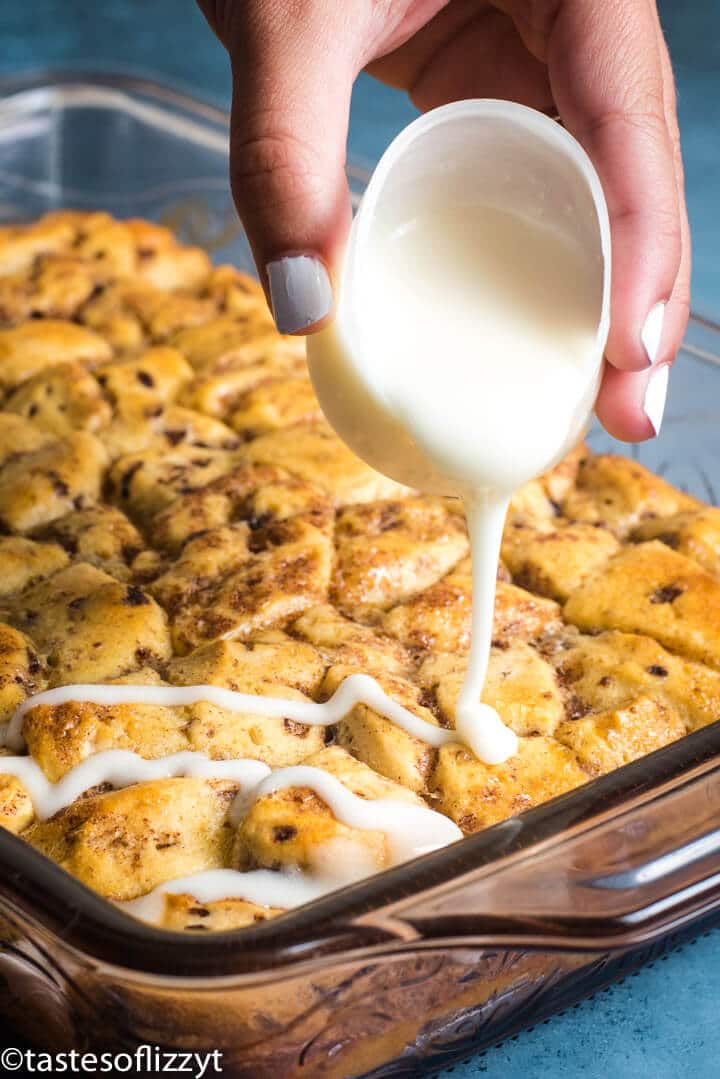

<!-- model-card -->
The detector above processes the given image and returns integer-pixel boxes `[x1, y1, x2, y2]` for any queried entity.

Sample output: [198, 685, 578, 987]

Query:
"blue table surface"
[1, 2, 720, 1076]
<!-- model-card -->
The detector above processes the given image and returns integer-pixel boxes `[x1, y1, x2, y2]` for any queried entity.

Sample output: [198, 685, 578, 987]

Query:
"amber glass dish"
[0, 72, 719, 1077]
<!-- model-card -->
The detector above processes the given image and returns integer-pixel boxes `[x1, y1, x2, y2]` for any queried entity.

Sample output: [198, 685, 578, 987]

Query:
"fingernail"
[640, 301, 666, 365]
[266, 256, 332, 334]
[643, 364, 669, 436]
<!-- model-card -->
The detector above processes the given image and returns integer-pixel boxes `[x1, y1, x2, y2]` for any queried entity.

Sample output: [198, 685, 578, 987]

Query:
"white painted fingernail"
[266, 256, 332, 334]
[643, 364, 669, 436]
[640, 301, 666, 365]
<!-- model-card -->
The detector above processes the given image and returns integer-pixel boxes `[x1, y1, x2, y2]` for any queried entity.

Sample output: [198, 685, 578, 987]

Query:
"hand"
[197, 0, 690, 442]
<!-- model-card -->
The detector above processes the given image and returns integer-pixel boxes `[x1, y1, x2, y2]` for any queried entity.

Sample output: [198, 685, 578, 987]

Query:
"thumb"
[225, 9, 355, 334]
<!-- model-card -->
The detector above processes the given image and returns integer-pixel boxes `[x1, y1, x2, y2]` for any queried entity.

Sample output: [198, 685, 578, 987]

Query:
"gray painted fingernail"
[640, 301, 666, 365]
[644, 364, 669, 436]
[266, 256, 332, 333]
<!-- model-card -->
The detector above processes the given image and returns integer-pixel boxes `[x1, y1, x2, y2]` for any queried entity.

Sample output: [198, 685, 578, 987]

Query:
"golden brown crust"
[0, 768, 34, 833]
[241, 421, 408, 505]
[561, 454, 700, 536]
[7, 563, 171, 684]
[631, 507, 720, 578]
[26, 777, 238, 900]
[331, 497, 468, 618]
[0, 320, 111, 387]
[0, 211, 716, 932]
[0, 431, 108, 532]
[430, 738, 589, 833]
[0, 623, 45, 722]
[555, 696, 686, 776]
[158, 892, 280, 931]
[36, 504, 146, 582]
[501, 519, 620, 602]
[564, 541, 720, 669]
[420, 640, 565, 738]
[552, 629, 720, 732]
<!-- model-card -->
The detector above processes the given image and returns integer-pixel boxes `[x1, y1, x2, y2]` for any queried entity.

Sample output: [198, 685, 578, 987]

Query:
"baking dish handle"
[357, 754, 720, 952]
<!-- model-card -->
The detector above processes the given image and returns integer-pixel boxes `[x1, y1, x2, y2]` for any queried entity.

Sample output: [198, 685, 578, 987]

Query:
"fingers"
[653, 14, 691, 366]
[595, 362, 670, 442]
[548, 0, 683, 378]
[597, 18, 688, 443]
[200, 1, 357, 333]
[368, 3, 553, 114]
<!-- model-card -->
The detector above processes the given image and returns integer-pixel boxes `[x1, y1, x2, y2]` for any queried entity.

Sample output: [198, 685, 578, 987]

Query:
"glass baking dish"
[0, 71, 719, 1077]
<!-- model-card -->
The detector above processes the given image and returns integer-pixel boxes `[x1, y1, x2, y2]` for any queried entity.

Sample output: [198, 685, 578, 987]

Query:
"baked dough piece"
[323, 665, 442, 793]
[26, 777, 238, 900]
[81, 279, 217, 348]
[22, 668, 183, 781]
[420, 640, 565, 738]
[564, 541, 720, 669]
[108, 442, 238, 519]
[0, 432, 108, 533]
[383, 573, 562, 652]
[166, 637, 327, 764]
[0, 320, 111, 388]
[96, 346, 194, 410]
[235, 746, 425, 877]
[179, 336, 306, 419]
[152, 514, 334, 653]
[0, 413, 54, 464]
[22, 641, 327, 781]
[632, 507, 720, 578]
[102, 403, 240, 461]
[553, 629, 720, 732]
[158, 893, 280, 932]
[0, 623, 45, 722]
[0, 257, 100, 327]
[501, 519, 620, 602]
[0, 765, 35, 833]
[75, 217, 210, 291]
[148, 461, 332, 554]
[331, 497, 469, 618]
[4, 361, 111, 437]
[555, 696, 686, 776]
[0, 213, 79, 276]
[292, 605, 414, 684]
[561, 454, 700, 536]
[7, 563, 171, 684]
[229, 375, 322, 438]
[36, 504, 146, 582]
[430, 737, 588, 833]
[171, 312, 277, 370]
[241, 421, 407, 505]
[172, 301, 304, 421]
[0, 536, 69, 598]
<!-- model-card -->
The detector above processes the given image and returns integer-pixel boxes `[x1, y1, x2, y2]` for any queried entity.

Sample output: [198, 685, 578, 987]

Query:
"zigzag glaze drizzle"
[0, 677, 468, 923]
[0, 676, 471, 923]
[0, 747, 461, 856]
[0, 673, 503, 759]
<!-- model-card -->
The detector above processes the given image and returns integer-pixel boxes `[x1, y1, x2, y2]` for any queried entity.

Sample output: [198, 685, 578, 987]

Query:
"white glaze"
[118, 868, 332, 924]
[0, 735, 459, 847]
[456, 493, 517, 763]
[308, 835, 384, 882]
[234, 765, 462, 856]
[0, 749, 271, 821]
[1, 674, 488, 758]
[307, 101, 611, 765]
[1, 679, 462, 923]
